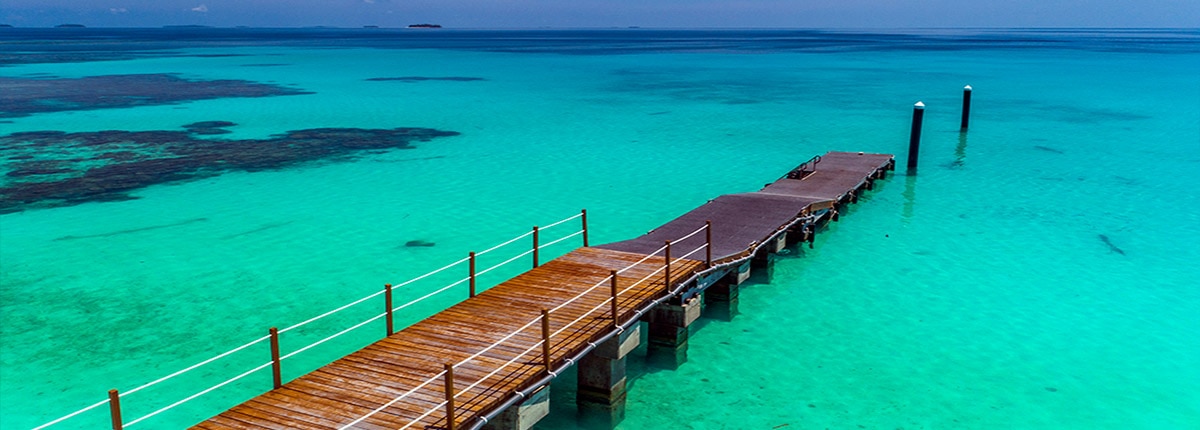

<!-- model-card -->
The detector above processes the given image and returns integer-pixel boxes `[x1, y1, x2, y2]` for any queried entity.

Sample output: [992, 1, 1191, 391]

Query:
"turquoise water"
[1, 29, 1198, 429]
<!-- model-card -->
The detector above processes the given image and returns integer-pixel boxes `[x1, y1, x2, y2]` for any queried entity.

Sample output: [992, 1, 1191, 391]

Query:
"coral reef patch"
[0, 123, 459, 213]
[0, 74, 312, 118]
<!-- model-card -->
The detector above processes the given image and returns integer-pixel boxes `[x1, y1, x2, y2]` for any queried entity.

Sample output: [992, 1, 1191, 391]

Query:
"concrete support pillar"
[577, 324, 639, 429]
[483, 385, 550, 430]
[646, 295, 702, 370]
[704, 279, 740, 322]
[750, 233, 785, 283]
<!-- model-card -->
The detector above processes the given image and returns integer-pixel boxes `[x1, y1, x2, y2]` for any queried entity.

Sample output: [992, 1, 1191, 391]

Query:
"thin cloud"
[109, 8, 128, 14]
[191, 4, 208, 13]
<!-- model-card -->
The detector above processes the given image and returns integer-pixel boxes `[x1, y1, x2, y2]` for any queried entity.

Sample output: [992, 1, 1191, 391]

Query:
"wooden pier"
[195, 151, 894, 430]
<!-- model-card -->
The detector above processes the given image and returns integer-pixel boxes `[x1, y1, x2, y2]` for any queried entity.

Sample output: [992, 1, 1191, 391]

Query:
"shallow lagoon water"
[1, 29, 1198, 429]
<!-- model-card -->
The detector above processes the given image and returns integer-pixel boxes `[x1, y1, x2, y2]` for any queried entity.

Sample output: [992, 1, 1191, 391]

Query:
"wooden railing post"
[444, 364, 457, 430]
[705, 220, 713, 268]
[664, 240, 672, 296]
[532, 226, 540, 268]
[541, 309, 552, 374]
[609, 270, 620, 330]
[385, 284, 394, 336]
[581, 209, 589, 247]
[108, 389, 123, 430]
[269, 327, 282, 389]
[469, 251, 477, 297]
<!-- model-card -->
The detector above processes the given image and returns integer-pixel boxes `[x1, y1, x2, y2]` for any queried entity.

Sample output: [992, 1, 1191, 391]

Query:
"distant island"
[0, 24, 13, 28]
[363, 25, 380, 29]
[55, 24, 86, 28]
[407, 24, 442, 28]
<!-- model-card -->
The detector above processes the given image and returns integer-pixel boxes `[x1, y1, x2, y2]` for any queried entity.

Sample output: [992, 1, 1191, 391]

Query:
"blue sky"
[2, 0, 1197, 28]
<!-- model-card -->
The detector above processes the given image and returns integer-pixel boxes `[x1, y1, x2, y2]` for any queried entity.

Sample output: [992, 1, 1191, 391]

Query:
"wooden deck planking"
[197, 151, 890, 430]
[198, 247, 704, 429]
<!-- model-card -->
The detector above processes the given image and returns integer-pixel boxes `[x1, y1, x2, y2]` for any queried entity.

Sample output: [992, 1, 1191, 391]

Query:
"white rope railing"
[675, 243, 708, 266]
[392, 255, 472, 289]
[616, 242, 671, 275]
[540, 230, 583, 249]
[122, 334, 273, 396]
[552, 297, 613, 339]
[124, 360, 274, 427]
[548, 276, 611, 315]
[399, 400, 449, 430]
[279, 291, 385, 335]
[541, 212, 583, 230]
[35, 212, 587, 430]
[453, 317, 543, 373]
[393, 277, 470, 313]
[674, 223, 710, 244]
[336, 369, 448, 430]
[476, 230, 533, 256]
[30, 399, 110, 430]
[280, 312, 388, 362]
[458, 338, 545, 400]
[475, 249, 535, 277]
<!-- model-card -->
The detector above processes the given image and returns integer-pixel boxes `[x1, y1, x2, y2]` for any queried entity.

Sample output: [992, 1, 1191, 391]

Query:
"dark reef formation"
[0, 74, 312, 118]
[0, 122, 459, 213]
[366, 77, 485, 82]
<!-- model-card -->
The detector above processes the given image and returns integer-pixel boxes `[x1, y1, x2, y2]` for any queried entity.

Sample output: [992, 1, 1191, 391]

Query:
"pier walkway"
[195, 151, 893, 430]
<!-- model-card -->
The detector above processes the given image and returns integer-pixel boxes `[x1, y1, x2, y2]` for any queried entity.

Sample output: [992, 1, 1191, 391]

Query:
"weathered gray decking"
[599, 151, 893, 264]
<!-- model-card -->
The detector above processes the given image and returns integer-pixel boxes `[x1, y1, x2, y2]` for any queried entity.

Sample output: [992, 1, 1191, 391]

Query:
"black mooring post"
[961, 85, 972, 131]
[907, 101, 925, 174]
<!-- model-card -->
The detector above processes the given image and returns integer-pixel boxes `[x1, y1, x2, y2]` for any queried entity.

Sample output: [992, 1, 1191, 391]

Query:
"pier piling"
[907, 101, 925, 173]
[646, 296, 701, 370]
[961, 85, 972, 131]
[577, 325, 639, 429]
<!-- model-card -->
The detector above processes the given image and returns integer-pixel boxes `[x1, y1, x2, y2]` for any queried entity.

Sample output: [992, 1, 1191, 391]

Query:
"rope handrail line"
[400, 399, 450, 430]
[336, 369, 448, 430]
[475, 249, 535, 278]
[615, 242, 670, 275]
[452, 316, 543, 373]
[457, 338, 545, 400]
[672, 223, 710, 244]
[552, 297, 613, 339]
[280, 312, 387, 362]
[393, 335, 545, 430]
[539, 230, 583, 250]
[124, 361, 273, 427]
[30, 333, 274, 427]
[390, 255, 472, 289]
[125, 334, 272, 397]
[475, 230, 534, 257]
[279, 290, 385, 335]
[393, 277, 470, 313]
[548, 276, 611, 315]
[30, 398, 110, 430]
[540, 212, 583, 230]
[673, 243, 708, 266]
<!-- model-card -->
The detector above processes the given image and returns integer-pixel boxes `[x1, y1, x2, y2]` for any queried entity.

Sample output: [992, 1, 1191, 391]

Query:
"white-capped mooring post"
[907, 101, 925, 174]
[961, 85, 972, 131]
